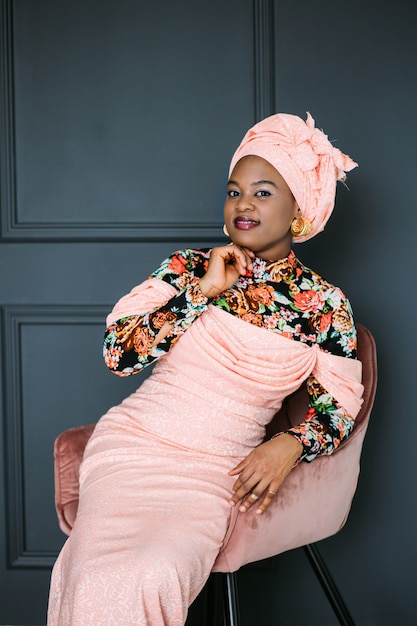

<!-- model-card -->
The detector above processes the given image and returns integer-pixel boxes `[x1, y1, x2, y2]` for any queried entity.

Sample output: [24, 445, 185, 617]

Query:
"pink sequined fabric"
[48, 290, 362, 625]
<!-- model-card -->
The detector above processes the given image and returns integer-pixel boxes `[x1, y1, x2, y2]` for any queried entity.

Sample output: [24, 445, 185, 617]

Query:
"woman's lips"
[234, 217, 260, 230]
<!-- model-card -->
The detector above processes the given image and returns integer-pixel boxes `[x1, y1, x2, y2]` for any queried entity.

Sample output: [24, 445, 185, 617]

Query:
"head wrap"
[229, 112, 358, 242]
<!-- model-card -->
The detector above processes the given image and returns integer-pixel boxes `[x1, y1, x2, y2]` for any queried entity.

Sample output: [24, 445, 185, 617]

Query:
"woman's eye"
[256, 190, 271, 197]
[227, 190, 239, 197]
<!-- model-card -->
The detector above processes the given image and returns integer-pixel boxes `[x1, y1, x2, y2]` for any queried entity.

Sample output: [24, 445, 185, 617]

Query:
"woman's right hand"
[198, 244, 255, 299]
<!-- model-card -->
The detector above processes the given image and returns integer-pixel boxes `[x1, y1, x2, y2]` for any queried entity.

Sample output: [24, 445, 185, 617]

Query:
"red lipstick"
[234, 216, 259, 230]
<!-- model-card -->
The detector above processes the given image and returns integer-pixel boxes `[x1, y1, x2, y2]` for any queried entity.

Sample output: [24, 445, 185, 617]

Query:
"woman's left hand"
[228, 434, 303, 515]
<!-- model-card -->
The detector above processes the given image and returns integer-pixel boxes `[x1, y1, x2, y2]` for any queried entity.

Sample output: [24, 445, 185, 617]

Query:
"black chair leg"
[304, 544, 355, 626]
[222, 571, 241, 626]
[216, 545, 354, 626]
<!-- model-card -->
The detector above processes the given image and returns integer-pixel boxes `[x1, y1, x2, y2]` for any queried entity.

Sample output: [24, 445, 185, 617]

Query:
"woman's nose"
[235, 193, 254, 211]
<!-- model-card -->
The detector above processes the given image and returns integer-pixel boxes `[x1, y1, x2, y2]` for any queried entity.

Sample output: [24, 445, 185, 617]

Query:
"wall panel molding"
[0, 0, 17, 239]
[0, 0, 276, 242]
[253, 0, 275, 121]
[2, 304, 107, 568]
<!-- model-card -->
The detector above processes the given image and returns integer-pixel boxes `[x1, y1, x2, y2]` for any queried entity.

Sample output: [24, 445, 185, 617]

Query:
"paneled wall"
[1, 0, 416, 624]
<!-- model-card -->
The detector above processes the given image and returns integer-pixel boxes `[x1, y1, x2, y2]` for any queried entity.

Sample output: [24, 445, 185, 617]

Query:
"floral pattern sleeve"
[285, 376, 355, 462]
[103, 250, 210, 376]
[283, 290, 358, 462]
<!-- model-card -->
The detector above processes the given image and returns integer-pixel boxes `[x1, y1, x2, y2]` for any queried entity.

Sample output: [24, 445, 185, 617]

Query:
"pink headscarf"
[229, 112, 358, 242]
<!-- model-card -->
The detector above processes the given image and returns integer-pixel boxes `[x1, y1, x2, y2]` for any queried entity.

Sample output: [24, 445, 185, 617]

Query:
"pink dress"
[48, 250, 362, 626]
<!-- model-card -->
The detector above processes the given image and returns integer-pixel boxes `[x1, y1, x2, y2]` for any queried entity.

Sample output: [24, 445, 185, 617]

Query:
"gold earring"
[290, 216, 312, 238]
[223, 224, 230, 237]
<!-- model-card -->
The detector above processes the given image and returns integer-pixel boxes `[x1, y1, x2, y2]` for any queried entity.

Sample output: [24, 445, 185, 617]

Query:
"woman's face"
[223, 155, 299, 261]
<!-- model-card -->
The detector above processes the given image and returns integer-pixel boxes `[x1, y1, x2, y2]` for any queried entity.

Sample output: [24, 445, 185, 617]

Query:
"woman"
[48, 112, 363, 625]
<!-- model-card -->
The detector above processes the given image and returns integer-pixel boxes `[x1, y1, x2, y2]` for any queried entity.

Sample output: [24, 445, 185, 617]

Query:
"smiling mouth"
[234, 217, 260, 230]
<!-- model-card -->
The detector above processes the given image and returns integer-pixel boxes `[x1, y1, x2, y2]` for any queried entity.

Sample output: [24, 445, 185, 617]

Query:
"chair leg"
[222, 571, 241, 626]
[304, 544, 355, 626]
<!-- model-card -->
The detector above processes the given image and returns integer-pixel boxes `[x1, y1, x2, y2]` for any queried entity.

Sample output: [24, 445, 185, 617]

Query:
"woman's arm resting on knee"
[227, 378, 355, 515]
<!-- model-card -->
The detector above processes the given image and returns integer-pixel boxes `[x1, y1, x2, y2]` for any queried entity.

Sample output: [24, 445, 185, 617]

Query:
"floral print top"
[103, 249, 358, 463]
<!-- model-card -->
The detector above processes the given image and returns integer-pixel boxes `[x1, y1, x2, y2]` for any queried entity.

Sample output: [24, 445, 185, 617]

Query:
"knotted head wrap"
[229, 112, 358, 242]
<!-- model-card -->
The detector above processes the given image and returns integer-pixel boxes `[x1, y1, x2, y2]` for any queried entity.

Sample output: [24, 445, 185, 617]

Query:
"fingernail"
[256, 508, 263, 515]
[228, 500, 235, 507]
[239, 505, 246, 513]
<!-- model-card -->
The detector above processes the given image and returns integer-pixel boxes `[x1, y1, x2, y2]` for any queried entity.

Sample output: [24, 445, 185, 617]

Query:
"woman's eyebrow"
[227, 179, 278, 188]
[251, 179, 278, 188]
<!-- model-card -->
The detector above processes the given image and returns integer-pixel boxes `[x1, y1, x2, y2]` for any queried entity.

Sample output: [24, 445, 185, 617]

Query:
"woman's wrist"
[271, 432, 304, 465]
[197, 278, 218, 300]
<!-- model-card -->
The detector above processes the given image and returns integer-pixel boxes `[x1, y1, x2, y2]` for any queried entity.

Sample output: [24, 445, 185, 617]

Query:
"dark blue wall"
[0, 0, 415, 623]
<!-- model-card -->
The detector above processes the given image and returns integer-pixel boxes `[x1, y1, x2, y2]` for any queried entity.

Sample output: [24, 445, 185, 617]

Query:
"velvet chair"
[54, 323, 377, 626]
